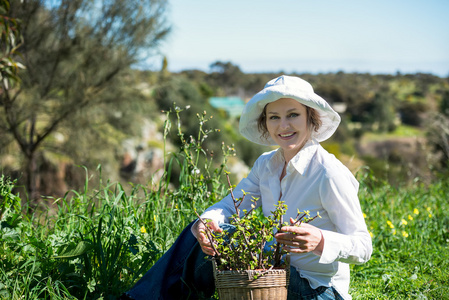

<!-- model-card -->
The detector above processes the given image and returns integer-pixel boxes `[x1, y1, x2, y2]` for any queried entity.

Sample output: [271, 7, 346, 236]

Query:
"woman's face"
[265, 98, 310, 161]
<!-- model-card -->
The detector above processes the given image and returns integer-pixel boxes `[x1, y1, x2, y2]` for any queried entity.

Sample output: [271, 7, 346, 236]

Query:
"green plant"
[196, 173, 320, 272]
[349, 170, 449, 299]
[2, 106, 449, 299]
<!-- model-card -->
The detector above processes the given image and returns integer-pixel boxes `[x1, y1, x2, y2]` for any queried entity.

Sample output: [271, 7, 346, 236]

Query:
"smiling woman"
[122, 75, 372, 300]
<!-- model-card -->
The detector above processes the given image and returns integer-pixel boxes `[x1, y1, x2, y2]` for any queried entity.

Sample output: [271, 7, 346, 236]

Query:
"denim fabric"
[124, 222, 342, 300]
[287, 267, 344, 300]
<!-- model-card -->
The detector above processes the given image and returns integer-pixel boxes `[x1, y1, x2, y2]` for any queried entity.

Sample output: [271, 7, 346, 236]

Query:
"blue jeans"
[287, 269, 343, 300]
[124, 221, 343, 300]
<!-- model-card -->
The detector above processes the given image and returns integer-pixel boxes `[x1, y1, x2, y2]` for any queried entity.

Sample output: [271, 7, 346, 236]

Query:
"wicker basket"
[213, 262, 290, 300]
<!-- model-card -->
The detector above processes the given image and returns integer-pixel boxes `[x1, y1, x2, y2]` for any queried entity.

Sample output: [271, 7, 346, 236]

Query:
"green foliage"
[0, 109, 228, 299]
[0, 174, 161, 299]
[162, 104, 229, 204]
[350, 170, 449, 299]
[1, 106, 448, 299]
[440, 90, 449, 116]
[1, 0, 170, 199]
[0, 174, 21, 222]
[0, 0, 25, 89]
[198, 178, 319, 272]
[204, 195, 288, 271]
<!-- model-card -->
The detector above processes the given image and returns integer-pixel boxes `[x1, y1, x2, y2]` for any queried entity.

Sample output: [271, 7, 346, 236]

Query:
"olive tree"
[0, 0, 170, 200]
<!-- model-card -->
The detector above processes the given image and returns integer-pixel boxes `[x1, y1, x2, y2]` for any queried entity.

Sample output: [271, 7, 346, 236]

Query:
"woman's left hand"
[275, 217, 324, 255]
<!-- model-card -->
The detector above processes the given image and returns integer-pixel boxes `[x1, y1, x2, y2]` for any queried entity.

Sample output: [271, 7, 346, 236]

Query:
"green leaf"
[1, 227, 20, 241]
[54, 240, 93, 259]
[128, 234, 139, 255]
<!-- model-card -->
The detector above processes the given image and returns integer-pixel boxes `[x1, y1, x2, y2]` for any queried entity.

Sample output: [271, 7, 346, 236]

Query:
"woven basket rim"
[216, 268, 288, 275]
[213, 260, 290, 286]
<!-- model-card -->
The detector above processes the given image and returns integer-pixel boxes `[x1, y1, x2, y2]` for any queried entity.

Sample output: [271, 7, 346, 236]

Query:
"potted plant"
[195, 174, 319, 300]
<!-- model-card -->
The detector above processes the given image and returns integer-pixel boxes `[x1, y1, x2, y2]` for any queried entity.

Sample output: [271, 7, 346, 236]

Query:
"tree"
[426, 112, 449, 171]
[209, 61, 244, 95]
[0, 0, 170, 200]
[0, 0, 25, 88]
[440, 90, 449, 117]
[371, 89, 398, 132]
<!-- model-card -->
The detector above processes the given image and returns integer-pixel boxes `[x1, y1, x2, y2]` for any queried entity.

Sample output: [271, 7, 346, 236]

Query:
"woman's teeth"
[280, 133, 294, 138]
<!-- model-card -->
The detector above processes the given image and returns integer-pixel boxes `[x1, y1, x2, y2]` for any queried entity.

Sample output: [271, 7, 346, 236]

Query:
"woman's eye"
[288, 113, 299, 118]
[269, 116, 279, 120]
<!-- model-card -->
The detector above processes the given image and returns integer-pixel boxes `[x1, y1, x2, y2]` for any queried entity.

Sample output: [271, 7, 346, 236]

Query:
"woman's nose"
[280, 118, 290, 129]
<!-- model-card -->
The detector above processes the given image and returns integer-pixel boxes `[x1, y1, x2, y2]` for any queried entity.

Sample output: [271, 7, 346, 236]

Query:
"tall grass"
[1, 106, 448, 299]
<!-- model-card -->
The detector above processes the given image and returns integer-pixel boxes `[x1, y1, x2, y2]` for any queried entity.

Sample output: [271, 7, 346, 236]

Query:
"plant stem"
[226, 173, 240, 218]
[273, 214, 283, 267]
[292, 213, 307, 226]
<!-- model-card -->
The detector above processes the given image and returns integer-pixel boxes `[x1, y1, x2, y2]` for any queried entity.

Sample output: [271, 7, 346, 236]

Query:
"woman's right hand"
[192, 219, 222, 256]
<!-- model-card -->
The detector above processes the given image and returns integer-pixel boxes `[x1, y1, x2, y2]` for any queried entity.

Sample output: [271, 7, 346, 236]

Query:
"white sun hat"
[239, 75, 341, 146]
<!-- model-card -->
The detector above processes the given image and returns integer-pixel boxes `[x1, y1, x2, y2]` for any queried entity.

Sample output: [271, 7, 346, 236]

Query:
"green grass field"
[1, 110, 448, 299]
[1, 171, 447, 299]
[350, 173, 449, 299]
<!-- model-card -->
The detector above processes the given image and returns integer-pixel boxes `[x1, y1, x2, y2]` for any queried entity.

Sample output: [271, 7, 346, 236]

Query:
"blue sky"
[151, 0, 449, 77]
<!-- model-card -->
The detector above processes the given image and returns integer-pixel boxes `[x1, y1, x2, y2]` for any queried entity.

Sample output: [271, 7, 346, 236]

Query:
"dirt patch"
[357, 136, 433, 182]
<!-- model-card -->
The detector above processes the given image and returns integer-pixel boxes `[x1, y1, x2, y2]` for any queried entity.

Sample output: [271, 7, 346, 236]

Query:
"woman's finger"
[193, 219, 223, 256]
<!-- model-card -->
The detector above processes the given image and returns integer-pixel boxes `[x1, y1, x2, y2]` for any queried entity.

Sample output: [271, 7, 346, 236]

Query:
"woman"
[123, 75, 372, 300]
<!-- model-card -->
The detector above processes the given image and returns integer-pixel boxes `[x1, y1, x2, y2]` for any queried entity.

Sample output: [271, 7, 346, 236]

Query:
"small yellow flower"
[408, 215, 413, 221]
[393, 229, 397, 235]
[428, 213, 432, 218]
[426, 207, 431, 212]
[413, 208, 419, 215]
[401, 219, 408, 226]
[363, 213, 367, 218]
[140, 226, 147, 233]
[369, 231, 373, 238]
[154, 215, 157, 222]
[387, 220, 395, 229]
[402, 231, 409, 238]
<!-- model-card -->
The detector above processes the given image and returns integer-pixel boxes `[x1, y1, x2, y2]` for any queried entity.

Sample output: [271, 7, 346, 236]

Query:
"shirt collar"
[290, 139, 319, 175]
[267, 139, 319, 176]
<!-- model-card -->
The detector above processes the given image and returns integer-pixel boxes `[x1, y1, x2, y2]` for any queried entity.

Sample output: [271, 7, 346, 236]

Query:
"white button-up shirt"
[200, 139, 372, 299]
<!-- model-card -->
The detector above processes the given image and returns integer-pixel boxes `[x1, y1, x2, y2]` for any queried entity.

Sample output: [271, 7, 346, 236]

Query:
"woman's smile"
[279, 132, 296, 138]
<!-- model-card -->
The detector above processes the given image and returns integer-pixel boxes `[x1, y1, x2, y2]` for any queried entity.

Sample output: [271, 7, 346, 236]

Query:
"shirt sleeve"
[199, 155, 263, 224]
[318, 172, 372, 265]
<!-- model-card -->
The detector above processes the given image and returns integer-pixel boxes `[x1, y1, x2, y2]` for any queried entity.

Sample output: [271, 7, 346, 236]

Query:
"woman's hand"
[192, 219, 222, 256]
[275, 217, 324, 255]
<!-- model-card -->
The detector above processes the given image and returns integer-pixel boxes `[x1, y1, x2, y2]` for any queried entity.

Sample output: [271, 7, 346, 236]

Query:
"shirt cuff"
[199, 209, 226, 224]
[319, 230, 352, 264]
[190, 219, 200, 236]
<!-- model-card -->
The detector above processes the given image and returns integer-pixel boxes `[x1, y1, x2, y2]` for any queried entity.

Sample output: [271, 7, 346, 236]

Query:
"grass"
[1, 107, 448, 299]
[350, 173, 449, 299]
[361, 125, 424, 142]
